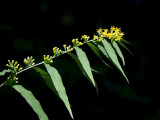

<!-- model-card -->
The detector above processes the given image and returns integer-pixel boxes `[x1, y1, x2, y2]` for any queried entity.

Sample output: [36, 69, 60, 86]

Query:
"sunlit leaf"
[74, 47, 97, 88]
[12, 84, 49, 120]
[112, 41, 125, 66]
[0, 69, 10, 76]
[67, 52, 98, 93]
[101, 38, 129, 83]
[44, 63, 73, 119]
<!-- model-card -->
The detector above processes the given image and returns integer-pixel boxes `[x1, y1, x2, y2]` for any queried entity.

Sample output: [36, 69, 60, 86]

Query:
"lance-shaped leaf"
[74, 47, 96, 87]
[12, 84, 49, 120]
[34, 67, 59, 98]
[97, 44, 109, 58]
[121, 38, 131, 44]
[101, 38, 129, 83]
[44, 63, 73, 119]
[117, 40, 133, 57]
[0, 69, 10, 76]
[112, 41, 125, 66]
[67, 52, 98, 93]
[87, 43, 101, 58]
[87, 42, 110, 68]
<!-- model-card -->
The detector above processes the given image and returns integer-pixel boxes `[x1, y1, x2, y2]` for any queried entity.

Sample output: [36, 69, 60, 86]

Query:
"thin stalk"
[17, 61, 44, 75]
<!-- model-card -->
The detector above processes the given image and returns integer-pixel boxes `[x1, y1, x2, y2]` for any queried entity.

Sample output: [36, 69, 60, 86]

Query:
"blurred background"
[0, 0, 158, 120]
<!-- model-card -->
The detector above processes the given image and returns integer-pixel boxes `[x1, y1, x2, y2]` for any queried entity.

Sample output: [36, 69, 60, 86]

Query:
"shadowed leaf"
[34, 67, 59, 98]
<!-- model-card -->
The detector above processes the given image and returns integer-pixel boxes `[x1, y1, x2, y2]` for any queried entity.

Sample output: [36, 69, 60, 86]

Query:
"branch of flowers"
[17, 51, 72, 75]
[0, 39, 96, 88]
[17, 39, 95, 75]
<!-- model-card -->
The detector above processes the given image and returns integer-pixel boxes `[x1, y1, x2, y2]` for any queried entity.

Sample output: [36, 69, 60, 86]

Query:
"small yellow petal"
[72, 39, 75, 43]
[12, 60, 14, 64]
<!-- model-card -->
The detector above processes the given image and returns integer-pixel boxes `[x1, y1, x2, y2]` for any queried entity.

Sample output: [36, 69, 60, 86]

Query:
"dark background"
[0, 0, 158, 120]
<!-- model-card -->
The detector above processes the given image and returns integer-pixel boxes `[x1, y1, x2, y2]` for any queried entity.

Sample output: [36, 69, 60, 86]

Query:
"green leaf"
[87, 42, 101, 58]
[117, 41, 133, 57]
[87, 42, 111, 68]
[112, 41, 125, 66]
[67, 52, 98, 93]
[74, 47, 97, 88]
[0, 69, 10, 76]
[67, 52, 85, 74]
[44, 63, 73, 119]
[101, 38, 129, 83]
[121, 38, 131, 44]
[97, 44, 109, 58]
[91, 68, 100, 74]
[34, 67, 59, 98]
[12, 85, 49, 120]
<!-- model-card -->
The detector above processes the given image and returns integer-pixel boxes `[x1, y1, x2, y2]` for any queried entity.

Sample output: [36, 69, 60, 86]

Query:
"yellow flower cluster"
[6, 60, 23, 72]
[49, 26, 124, 61]
[81, 35, 90, 41]
[7, 75, 19, 84]
[24, 56, 35, 67]
[63, 44, 73, 51]
[97, 26, 125, 41]
[43, 55, 53, 63]
[72, 38, 83, 46]
[53, 47, 63, 54]
[93, 34, 101, 42]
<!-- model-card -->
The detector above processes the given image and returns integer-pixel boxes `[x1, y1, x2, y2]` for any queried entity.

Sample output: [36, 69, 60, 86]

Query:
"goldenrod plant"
[0, 26, 132, 120]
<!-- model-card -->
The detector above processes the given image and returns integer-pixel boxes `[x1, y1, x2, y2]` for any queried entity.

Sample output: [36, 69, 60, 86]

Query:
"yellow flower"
[81, 35, 90, 41]
[82, 35, 87, 39]
[63, 44, 66, 48]
[76, 40, 79, 44]
[43, 55, 53, 64]
[115, 27, 121, 34]
[79, 42, 83, 45]
[111, 26, 116, 31]
[14, 61, 18, 65]
[93, 35, 98, 40]
[104, 29, 108, 32]
[15, 66, 18, 69]
[68, 45, 71, 48]
[98, 39, 101, 42]
[72, 39, 75, 43]
[107, 33, 114, 39]
[19, 67, 23, 71]
[97, 28, 103, 33]
[115, 36, 121, 41]
[102, 32, 108, 36]
[12, 60, 14, 64]
[53, 47, 57, 51]
[120, 32, 124, 37]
